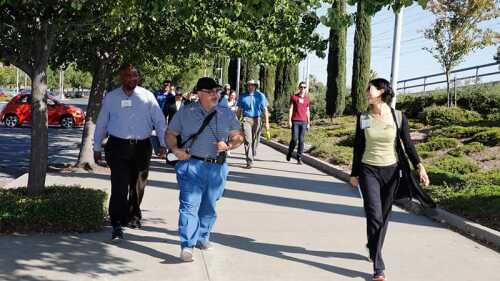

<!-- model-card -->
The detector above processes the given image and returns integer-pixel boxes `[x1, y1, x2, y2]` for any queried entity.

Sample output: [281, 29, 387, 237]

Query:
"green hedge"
[417, 137, 459, 152]
[427, 184, 500, 231]
[470, 128, 500, 146]
[398, 84, 500, 118]
[432, 155, 480, 175]
[447, 142, 485, 157]
[421, 106, 482, 125]
[0, 185, 107, 233]
[429, 125, 489, 139]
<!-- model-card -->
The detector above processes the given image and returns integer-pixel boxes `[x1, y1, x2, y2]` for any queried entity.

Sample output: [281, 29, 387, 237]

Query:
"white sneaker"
[180, 247, 194, 262]
[198, 240, 213, 250]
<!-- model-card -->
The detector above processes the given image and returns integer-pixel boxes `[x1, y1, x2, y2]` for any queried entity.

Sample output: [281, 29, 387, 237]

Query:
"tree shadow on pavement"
[0, 224, 183, 281]
[156, 227, 372, 280]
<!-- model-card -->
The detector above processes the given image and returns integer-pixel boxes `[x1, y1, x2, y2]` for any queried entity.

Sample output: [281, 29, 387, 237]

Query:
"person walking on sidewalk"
[350, 78, 430, 281]
[286, 81, 310, 165]
[94, 64, 167, 240]
[151, 79, 172, 156]
[236, 80, 270, 169]
[165, 77, 243, 262]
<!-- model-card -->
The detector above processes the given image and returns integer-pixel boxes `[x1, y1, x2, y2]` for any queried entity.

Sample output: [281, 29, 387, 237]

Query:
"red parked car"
[0, 93, 85, 128]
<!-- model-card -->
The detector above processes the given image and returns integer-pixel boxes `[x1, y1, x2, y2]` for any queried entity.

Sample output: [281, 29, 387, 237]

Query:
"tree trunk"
[76, 59, 109, 169]
[240, 58, 258, 91]
[228, 58, 238, 90]
[351, 0, 371, 114]
[259, 64, 276, 105]
[273, 62, 298, 122]
[326, 0, 347, 117]
[27, 22, 53, 195]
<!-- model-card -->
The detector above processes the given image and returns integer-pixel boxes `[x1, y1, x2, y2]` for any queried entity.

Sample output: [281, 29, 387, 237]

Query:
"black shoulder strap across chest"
[180, 110, 217, 148]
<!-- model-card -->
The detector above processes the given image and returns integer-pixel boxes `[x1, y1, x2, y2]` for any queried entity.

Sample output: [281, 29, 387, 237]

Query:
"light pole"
[390, 7, 404, 108]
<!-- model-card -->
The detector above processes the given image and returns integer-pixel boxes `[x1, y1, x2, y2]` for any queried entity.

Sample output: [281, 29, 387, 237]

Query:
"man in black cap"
[165, 77, 244, 262]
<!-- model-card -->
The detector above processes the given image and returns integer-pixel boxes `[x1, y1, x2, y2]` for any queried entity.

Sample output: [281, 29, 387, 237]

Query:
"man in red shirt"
[287, 81, 310, 164]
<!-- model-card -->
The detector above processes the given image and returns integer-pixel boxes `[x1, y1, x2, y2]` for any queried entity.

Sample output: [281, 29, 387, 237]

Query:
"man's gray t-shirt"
[168, 103, 240, 158]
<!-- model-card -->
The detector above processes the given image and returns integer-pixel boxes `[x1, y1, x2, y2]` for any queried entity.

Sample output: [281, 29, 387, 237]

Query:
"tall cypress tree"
[274, 62, 298, 122]
[351, 0, 371, 114]
[259, 64, 276, 105]
[325, 0, 348, 117]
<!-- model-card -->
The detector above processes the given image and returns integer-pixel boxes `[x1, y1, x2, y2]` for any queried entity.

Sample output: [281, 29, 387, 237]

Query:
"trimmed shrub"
[421, 106, 481, 125]
[418, 137, 460, 151]
[427, 184, 500, 231]
[429, 125, 489, 139]
[309, 144, 353, 165]
[447, 142, 485, 157]
[337, 134, 355, 147]
[426, 166, 465, 186]
[0, 185, 107, 233]
[486, 112, 500, 122]
[432, 156, 480, 175]
[471, 128, 500, 146]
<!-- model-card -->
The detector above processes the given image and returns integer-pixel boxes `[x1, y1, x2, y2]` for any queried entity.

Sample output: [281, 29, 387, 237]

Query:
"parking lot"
[0, 98, 88, 187]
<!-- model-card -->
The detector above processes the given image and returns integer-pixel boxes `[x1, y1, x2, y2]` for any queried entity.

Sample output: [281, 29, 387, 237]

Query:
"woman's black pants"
[359, 163, 399, 273]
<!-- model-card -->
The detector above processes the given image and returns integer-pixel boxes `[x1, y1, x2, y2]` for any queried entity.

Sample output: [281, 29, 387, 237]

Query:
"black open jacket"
[351, 110, 435, 208]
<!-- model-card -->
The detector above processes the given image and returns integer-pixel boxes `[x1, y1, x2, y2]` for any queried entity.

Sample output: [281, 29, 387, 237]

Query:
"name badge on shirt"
[121, 100, 132, 108]
[360, 115, 371, 129]
[298, 98, 304, 104]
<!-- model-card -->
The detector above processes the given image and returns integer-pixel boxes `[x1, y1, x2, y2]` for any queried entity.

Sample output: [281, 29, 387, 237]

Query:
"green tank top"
[361, 114, 398, 166]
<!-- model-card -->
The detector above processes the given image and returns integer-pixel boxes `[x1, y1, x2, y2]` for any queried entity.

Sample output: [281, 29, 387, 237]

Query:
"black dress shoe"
[128, 217, 141, 229]
[286, 153, 291, 161]
[111, 226, 124, 240]
[297, 159, 303, 165]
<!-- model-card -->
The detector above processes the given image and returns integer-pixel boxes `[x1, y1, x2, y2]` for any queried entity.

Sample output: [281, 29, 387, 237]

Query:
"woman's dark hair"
[368, 78, 395, 105]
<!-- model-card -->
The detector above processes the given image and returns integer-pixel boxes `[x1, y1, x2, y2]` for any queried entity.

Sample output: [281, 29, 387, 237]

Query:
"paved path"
[1, 145, 499, 281]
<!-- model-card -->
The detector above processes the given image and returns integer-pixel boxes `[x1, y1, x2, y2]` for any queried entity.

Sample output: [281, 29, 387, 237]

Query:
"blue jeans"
[288, 121, 307, 159]
[175, 159, 228, 249]
[150, 135, 161, 155]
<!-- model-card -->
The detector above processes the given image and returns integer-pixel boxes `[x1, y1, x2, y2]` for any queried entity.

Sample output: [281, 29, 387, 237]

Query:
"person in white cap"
[236, 80, 270, 168]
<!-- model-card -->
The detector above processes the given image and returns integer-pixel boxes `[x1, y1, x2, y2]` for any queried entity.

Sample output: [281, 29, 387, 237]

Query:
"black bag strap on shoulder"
[179, 110, 217, 148]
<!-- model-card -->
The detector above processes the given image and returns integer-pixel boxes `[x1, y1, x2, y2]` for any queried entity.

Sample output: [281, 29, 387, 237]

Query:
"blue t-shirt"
[168, 103, 241, 158]
[236, 91, 268, 118]
[153, 90, 168, 109]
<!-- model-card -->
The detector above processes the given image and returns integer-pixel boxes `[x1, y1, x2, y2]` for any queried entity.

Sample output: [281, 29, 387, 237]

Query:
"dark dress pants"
[105, 136, 152, 226]
[358, 163, 399, 273]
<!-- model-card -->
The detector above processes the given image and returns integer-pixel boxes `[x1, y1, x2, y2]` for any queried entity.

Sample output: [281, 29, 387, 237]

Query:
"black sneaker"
[297, 159, 303, 165]
[286, 153, 291, 161]
[111, 226, 124, 240]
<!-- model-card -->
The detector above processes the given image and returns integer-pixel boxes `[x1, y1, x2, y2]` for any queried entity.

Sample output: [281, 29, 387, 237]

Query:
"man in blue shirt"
[94, 64, 167, 240]
[236, 80, 270, 168]
[151, 79, 172, 155]
[166, 77, 243, 262]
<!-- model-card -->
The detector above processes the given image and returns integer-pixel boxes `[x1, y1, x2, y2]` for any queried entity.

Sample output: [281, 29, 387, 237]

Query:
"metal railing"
[397, 62, 500, 94]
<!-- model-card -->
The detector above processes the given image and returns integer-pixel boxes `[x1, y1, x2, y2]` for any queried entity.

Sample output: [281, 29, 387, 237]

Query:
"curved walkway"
[1, 144, 499, 281]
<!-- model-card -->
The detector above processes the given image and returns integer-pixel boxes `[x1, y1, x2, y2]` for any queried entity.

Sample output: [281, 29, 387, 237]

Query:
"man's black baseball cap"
[195, 77, 221, 91]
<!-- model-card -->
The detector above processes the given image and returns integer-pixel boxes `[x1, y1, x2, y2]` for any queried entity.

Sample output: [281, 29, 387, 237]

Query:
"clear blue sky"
[299, 3, 500, 91]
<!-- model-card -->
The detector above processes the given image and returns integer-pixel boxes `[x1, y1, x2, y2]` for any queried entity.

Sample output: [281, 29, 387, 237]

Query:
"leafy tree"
[424, 0, 499, 106]
[0, 0, 107, 195]
[0, 64, 17, 88]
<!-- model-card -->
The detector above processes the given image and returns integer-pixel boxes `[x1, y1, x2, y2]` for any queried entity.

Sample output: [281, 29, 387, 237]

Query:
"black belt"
[109, 135, 149, 145]
[191, 155, 223, 164]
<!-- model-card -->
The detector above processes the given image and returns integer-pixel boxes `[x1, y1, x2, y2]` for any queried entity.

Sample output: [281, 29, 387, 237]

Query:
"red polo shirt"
[290, 94, 309, 122]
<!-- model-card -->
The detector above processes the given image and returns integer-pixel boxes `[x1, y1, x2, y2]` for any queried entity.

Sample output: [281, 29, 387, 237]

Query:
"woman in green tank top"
[350, 78, 430, 281]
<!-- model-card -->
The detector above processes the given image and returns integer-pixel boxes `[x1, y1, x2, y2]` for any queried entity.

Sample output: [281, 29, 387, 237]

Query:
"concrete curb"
[262, 138, 500, 249]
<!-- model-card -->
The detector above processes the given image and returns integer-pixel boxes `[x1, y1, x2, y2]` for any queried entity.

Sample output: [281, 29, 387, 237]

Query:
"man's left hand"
[215, 141, 230, 153]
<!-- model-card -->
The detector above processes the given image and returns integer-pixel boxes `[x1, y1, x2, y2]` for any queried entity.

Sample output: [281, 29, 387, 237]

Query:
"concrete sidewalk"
[1, 145, 499, 281]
